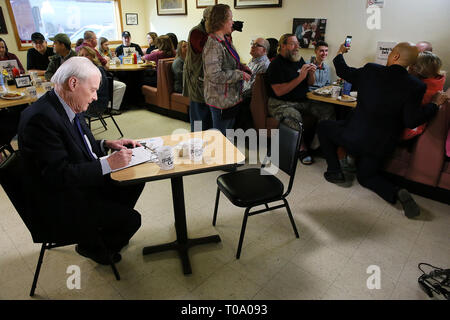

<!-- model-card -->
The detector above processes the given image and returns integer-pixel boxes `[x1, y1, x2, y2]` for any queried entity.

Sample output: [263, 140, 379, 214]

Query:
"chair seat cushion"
[217, 168, 284, 207]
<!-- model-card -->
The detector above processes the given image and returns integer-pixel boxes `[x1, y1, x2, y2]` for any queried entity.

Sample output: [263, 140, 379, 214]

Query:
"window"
[6, 0, 123, 50]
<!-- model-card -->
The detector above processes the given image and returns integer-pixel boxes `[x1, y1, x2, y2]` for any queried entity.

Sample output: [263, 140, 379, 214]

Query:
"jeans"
[189, 101, 212, 132]
[209, 107, 236, 137]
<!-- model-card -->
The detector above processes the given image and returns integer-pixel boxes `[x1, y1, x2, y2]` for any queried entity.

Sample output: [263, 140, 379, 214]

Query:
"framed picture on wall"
[156, 0, 187, 15]
[292, 18, 327, 49]
[196, 0, 217, 8]
[126, 13, 138, 25]
[234, 0, 282, 9]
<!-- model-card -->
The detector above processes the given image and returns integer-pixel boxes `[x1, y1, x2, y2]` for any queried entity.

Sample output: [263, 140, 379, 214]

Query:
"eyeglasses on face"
[251, 41, 264, 48]
[33, 40, 44, 45]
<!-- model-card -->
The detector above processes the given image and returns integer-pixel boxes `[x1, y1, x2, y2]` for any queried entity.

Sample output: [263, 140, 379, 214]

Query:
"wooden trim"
[5, 0, 23, 51]
[234, 0, 282, 9]
[7, 0, 125, 51]
[156, 0, 188, 16]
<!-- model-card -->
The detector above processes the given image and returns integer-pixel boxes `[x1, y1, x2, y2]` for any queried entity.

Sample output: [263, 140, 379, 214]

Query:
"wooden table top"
[307, 89, 357, 108]
[111, 130, 246, 184]
[107, 62, 155, 72]
[0, 83, 47, 109]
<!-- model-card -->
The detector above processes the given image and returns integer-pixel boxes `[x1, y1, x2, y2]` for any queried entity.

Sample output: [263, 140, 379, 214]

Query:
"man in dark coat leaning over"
[18, 57, 144, 265]
[318, 42, 449, 218]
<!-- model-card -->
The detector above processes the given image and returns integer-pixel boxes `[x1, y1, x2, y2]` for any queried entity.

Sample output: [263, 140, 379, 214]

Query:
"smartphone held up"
[344, 36, 352, 48]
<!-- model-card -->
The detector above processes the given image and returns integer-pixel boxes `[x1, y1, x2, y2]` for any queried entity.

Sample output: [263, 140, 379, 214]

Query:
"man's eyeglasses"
[251, 41, 264, 48]
[33, 40, 44, 45]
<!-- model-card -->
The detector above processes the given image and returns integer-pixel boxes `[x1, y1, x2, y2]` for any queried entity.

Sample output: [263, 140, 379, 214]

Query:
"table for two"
[111, 130, 245, 274]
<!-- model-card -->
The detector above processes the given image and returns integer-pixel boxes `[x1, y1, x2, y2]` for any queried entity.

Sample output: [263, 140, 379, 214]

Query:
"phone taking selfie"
[344, 36, 352, 48]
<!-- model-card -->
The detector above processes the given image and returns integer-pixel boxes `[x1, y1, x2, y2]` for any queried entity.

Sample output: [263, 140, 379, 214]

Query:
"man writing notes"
[18, 57, 144, 265]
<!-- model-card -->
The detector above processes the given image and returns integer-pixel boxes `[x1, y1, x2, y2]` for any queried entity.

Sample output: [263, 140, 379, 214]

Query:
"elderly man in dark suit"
[318, 42, 448, 218]
[18, 57, 144, 264]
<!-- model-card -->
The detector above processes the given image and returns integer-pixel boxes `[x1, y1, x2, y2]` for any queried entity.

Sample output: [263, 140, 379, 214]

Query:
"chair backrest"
[277, 122, 303, 195]
[250, 73, 269, 130]
[0, 147, 33, 235]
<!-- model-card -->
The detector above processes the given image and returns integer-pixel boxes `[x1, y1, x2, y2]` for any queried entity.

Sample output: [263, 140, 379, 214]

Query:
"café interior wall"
[145, 0, 450, 89]
[0, 0, 448, 89]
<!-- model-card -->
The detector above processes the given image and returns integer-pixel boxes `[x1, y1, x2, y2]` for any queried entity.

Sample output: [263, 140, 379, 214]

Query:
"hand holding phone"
[344, 36, 352, 48]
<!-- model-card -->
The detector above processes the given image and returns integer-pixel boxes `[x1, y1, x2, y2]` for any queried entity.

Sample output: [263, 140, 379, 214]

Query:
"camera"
[232, 21, 244, 32]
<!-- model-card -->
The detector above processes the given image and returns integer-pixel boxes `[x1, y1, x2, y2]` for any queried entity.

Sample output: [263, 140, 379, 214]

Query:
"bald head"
[387, 42, 419, 68]
[416, 41, 432, 52]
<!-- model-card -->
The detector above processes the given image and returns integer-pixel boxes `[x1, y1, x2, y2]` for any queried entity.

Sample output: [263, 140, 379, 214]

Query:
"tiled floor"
[1, 108, 449, 300]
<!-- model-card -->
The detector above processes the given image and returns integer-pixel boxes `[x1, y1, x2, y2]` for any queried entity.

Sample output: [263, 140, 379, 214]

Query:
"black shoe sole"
[397, 189, 420, 218]
[324, 172, 346, 184]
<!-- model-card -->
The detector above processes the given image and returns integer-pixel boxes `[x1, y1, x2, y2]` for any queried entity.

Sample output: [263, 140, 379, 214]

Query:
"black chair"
[86, 75, 123, 138]
[0, 146, 120, 297]
[212, 122, 303, 259]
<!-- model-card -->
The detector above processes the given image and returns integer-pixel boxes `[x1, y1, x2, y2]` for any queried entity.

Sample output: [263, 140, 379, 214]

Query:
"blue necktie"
[74, 114, 95, 160]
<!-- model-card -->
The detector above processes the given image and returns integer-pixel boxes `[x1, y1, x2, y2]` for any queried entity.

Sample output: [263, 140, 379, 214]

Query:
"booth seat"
[141, 58, 189, 120]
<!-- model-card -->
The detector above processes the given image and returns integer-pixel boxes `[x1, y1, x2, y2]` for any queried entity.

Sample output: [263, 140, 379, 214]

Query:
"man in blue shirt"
[309, 41, 331, 91]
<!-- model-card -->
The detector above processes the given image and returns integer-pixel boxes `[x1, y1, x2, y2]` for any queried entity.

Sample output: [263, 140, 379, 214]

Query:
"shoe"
[75, 245, 121, 265]
[340, 158, 357, 173]
[324, 171, 346, 184]
[397, 189, 420, 218]
[110, 109, 122, 115]
[299, 150, 314, 165]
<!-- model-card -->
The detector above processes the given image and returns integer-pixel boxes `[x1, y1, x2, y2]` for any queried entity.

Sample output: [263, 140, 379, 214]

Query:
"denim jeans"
[189, 101, 212, 132]
[209, 107, 236, 137]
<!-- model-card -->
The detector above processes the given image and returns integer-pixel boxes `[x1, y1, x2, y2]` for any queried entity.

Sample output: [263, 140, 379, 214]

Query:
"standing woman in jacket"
[202, 4, 251, 135]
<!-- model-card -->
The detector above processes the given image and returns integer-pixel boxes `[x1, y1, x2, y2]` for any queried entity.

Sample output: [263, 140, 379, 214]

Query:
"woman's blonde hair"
[206, 4, 231, 34]
[155, 35, 175, 57]
[78, 46, 101, 67]
[412, 51, 444, 78]
[175, 40, 187, 59]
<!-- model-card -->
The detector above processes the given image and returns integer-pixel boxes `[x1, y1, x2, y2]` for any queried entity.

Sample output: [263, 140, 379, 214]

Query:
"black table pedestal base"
[142, 234, 221, 274]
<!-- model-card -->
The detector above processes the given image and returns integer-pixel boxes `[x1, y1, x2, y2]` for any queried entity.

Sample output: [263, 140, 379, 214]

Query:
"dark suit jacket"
[333, 54, 438, 158]
[18, 90, 109, 241]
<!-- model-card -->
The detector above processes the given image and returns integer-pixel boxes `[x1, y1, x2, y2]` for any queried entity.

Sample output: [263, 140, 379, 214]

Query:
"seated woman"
[142, 35, 175, 87]
[403, 51, 446, 140]
[172, 40, 187, 93]
[146, 32, 158, 54]
[98, 37, 115, 59]
[0, 38, 25, 74]
[78, 46, 109, 116]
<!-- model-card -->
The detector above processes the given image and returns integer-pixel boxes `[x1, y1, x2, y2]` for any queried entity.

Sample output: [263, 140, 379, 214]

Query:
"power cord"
[418, 263, 450, 300]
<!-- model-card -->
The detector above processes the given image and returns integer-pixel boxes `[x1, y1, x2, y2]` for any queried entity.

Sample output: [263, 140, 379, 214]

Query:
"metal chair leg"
[212, 187, 221, 226]
[236, 208, 250, 259]
[284, 199, 299, 238]
[30, 243, 47, 297]
[109, 115, 124, 138]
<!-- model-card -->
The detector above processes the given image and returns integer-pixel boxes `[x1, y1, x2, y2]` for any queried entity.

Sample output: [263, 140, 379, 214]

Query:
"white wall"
[146, 0, 450, 88]
[1, 0, 449, 88]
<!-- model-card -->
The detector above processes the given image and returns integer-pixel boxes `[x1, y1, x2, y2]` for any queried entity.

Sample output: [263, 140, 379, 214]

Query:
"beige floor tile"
[189, 264, 261, 300]
[0, 273, 49, 300]
[352, 238, 410, 281]
[332, 258, 397, 299]
[291, 244, 351, 283]
[227, 243, 290, 287]
[262, 262, 332, 300]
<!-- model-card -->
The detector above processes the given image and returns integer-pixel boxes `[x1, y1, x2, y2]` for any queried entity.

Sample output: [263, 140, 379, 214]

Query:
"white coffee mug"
[157, 146, 174, 170]
[26, 86, 37, 98]
[42, 82, 52, 91]
[188, 138, 205, 162]
[34, 77, 43, 88]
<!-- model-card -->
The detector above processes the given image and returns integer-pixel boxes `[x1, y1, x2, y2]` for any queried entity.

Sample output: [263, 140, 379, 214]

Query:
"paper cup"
[157, 146, 174, 170]
[34, 77, 43, 88]
[331, 86, 341, 98]
[26, 86, 37, 98]
[188, 138, 205, 162]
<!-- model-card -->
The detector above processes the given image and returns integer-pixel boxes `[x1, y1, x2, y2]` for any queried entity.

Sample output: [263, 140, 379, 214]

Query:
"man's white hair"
[51, 56, 101, 85]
